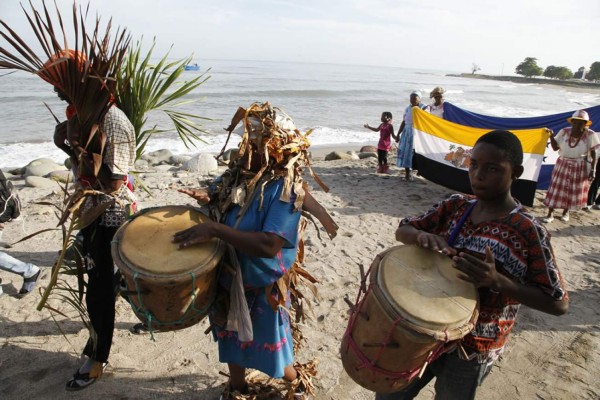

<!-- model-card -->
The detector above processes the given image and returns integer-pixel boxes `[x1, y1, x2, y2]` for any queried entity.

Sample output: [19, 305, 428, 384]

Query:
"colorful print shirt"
[400, 194, 568, 363]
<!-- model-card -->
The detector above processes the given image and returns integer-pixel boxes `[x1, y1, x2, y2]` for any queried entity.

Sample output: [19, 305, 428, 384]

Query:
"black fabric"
[414, 153, 537, 207]
[587, 161, 600, 205]
[377, 149, 388, 166]
[0, 170, 21, 223]
[81, 221, 120, 363]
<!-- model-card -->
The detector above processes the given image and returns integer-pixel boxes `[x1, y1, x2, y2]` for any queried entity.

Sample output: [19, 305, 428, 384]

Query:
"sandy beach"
[1, 149, 599, 400]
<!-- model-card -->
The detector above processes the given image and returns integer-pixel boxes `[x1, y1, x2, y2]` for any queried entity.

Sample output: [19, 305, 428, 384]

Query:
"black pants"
[81, 221, 120, 363]
[587, 161, 600, 206]
[377, 149, 388, 166]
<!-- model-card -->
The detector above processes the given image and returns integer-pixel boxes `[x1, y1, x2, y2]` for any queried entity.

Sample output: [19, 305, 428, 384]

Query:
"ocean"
[1, 59, 599, 168]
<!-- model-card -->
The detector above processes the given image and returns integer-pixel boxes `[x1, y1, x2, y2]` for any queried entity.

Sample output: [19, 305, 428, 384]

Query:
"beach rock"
[154, 164, 178, 173]
[7, 167, 25, 176]
[0, 170, 17, 179]
[324, 151, 360, 161]
[141, 149, 173, 166]
[169, 155, 192, 165]
[181, 153, 218, 174]
[24, 159, 67, 177]
[223, 148, 239, 162]
[360, 145, 377, 153]
[46, 170, 74, 183]
[134, 159, 150, 170]
[358, 152, 377, 159]
[209, 166, 228, 177]
[25, 176, 57, 188]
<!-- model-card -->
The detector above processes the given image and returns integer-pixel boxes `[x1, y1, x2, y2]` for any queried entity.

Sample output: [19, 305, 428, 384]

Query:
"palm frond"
[0, 0, 131, 177]
[115, 38, 211, 159]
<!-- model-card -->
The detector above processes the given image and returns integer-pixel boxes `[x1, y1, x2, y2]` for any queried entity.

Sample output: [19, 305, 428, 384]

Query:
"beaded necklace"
[568, 128, 585, 148]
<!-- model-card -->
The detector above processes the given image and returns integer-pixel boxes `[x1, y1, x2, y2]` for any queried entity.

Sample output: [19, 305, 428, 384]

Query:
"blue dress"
[396, 103, 427, 168]
[212, 178, 301, 378]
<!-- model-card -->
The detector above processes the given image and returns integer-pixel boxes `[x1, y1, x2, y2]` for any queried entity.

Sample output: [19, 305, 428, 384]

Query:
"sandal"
[19, 269, 41, 295]
[65, 362, 108, 391]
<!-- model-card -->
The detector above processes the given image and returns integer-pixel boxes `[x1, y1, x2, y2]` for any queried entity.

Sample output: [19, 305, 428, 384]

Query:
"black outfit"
[81, 221, 121, 363]
[377, 149, 388, 166]
[587, 161, 600, 206]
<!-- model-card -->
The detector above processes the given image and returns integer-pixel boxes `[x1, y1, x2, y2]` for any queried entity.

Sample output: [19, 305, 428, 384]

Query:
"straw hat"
[567, 110, 592, 127]
[430, 86, 445, 98]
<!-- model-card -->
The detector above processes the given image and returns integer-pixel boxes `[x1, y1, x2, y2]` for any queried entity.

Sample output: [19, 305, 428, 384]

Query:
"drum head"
[118, 206, 221, 275]
[377, 245, 478, 330]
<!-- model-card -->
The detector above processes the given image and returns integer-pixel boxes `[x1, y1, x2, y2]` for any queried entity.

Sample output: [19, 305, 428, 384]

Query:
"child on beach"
[396, 91, 427, 181]
[377, 130, 569, 400]
[364, 111, 394, 173]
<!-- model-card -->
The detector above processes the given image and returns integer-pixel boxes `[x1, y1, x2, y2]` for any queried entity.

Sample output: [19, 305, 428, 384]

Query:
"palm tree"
[116, 40, 211, 160]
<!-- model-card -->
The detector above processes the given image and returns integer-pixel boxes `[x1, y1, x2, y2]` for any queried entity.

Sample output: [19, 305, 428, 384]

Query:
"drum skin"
[341, 245, 478, 393]
[112, 205, 225, 331]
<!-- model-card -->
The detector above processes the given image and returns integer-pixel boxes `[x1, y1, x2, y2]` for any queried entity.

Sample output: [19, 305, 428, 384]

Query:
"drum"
[112, 205, 225, 331]
[340, 245, 479, 393]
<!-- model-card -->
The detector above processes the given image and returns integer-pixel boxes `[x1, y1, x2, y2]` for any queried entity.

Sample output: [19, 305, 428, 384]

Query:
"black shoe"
[19, 269, 41, 295]
[130, 323, 149, 334]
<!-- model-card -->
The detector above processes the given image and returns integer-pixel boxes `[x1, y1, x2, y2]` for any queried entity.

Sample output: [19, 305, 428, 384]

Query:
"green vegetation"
[543, 65, 573, 80]
[515, 57, 544, 77]
[516, 57, 599, 82]
[116, 39, 211, 161]
[588, 62, 600, 81]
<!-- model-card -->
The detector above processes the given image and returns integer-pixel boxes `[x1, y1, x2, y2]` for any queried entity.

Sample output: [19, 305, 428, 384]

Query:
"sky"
[1, 0, 599, 74]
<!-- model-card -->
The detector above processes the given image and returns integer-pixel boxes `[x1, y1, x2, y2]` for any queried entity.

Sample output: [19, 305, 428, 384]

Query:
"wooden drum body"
[341, 245, 479, 393]
[112, 205, 224, 331]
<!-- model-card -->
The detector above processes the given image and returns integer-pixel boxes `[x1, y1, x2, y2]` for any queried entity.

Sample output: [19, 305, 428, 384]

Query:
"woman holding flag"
[541, 110, 599, 223]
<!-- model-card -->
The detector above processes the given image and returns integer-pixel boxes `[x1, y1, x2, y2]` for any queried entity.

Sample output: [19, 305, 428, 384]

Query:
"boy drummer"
[377, 130, 568, 399]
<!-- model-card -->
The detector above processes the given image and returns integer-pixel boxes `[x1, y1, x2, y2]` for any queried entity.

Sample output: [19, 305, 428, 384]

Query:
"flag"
[413, 108, 549, 206]
[443, 102, 600, 189]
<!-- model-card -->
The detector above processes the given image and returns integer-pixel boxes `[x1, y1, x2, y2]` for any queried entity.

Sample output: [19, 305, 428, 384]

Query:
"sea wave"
[0, 126, 375, 169]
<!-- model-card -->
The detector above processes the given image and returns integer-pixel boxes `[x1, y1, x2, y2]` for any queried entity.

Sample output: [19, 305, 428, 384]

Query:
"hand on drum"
[452, 246, 501, 289]
[173, 222, 216, 249]
[416, 232, 456, 256]
[178, 188, 211, 204]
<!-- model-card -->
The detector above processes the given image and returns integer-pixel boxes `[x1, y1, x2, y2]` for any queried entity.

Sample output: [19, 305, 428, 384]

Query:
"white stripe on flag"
[414, 128, 543, 182]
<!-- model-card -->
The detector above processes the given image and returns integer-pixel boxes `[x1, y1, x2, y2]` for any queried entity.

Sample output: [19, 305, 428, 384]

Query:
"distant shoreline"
[447, 73, 600, 91]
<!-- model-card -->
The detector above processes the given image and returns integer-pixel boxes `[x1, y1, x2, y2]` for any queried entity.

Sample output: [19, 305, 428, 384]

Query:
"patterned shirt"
[102, 106, 136, 178]
[79, 106, 137, 227]
[400, 194, 568, 363]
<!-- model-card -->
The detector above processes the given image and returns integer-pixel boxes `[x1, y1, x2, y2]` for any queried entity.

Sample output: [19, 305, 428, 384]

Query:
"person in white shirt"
[426, 86, 445, 118]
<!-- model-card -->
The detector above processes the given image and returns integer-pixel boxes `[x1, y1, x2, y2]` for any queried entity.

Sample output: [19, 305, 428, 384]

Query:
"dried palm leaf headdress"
[0, 0, 130, 177]
[215, 102, 329, 214]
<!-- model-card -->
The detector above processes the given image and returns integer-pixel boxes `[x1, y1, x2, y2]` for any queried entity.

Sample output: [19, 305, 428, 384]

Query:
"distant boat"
[184, 63, 200, 71]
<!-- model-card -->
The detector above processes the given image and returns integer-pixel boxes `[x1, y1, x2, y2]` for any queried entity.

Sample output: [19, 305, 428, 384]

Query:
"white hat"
[567, 110, 592, 127]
